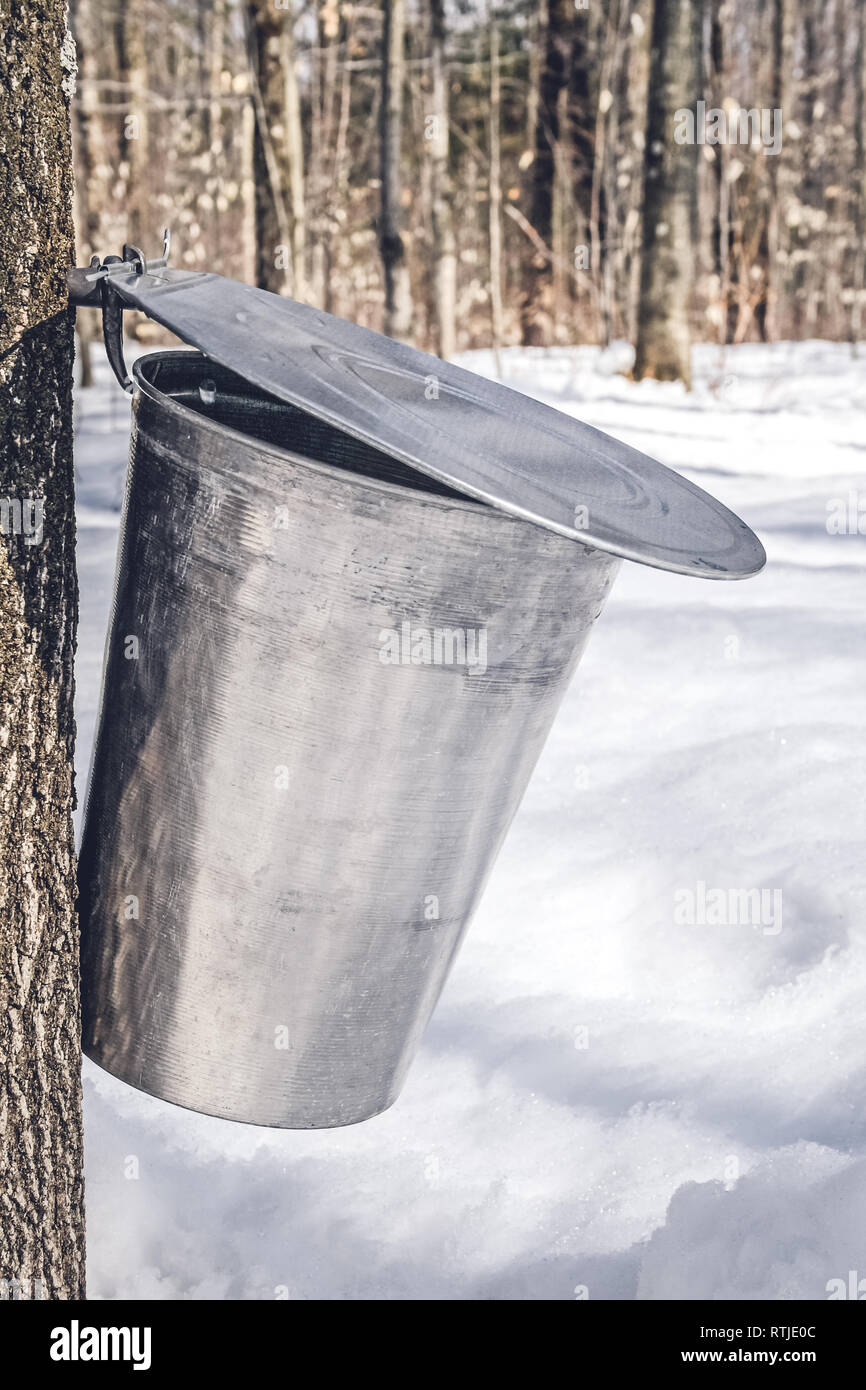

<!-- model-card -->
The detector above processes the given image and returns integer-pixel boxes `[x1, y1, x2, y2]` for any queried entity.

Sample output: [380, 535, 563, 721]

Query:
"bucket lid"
[112, 267, 765, 579]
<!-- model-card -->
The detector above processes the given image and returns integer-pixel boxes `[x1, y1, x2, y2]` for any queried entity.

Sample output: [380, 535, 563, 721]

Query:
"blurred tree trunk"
[634, 0, 700, 388]
[206, 0, 227, 264]
[526, 0, 545, 152]
[707, 0, 729, 340]
[588, 1, 621, 345]
[241, 93, 258, 287]
[115, 5, 148, 248]
[794, 3, 821, 337]
[852, 0, 865, 348]
[0, 0, 85, 1301]
[755, 0, 784, 341]
[380, 0, 412, 338]
[489, 18, 503, 373]
[114, 4, 149, 340]
[317, 0, 343, 314]
[429, 0, 456, 357]
[281, 7, 307, 301]
[247, 0, 294, 294]
[69, 0, 98, 386]
[521, 0, 572, 344]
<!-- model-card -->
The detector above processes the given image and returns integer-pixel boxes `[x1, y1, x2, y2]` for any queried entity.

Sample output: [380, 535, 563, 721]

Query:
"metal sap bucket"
[77, 267, 765, 1128]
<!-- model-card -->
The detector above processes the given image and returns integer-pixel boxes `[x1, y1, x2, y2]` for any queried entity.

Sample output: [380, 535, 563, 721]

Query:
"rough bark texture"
[0, 0, 84, 1300]
[634, 0, 700, 387]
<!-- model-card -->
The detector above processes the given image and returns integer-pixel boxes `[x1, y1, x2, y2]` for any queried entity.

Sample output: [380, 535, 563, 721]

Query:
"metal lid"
[112, 267, 765, 579]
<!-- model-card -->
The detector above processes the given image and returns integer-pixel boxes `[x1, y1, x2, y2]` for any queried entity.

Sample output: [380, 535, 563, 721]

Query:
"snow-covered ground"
[75, 340, 866, 1300]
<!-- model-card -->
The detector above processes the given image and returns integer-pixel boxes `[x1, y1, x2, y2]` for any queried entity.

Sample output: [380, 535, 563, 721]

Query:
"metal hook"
[67, 230, 173, 392]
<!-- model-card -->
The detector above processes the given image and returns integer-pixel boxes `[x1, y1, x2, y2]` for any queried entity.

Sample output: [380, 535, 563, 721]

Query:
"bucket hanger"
[68, 229, 172, 393]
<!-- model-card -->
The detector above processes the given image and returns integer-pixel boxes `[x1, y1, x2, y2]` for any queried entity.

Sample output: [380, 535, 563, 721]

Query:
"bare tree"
[521, 0, 572, 344]
[429, 0, 456, 357]
[853, 0, 865, 348]
[0, 0, 85, 1300]
[634, 0, 700, 388]
[115, 2, 149, 251]
[489, 16, 503, 374]
[69, 0, 99, 386]
[281, 3, 307, 301]
[247, 0, 295, 294]
[380, 0, 413, 339]
[60, 0, 866, 360]
[756, 0, 784, 341]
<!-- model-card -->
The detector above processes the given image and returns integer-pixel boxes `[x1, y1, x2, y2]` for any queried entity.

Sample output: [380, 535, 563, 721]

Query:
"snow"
[74, 340, 866, 1300]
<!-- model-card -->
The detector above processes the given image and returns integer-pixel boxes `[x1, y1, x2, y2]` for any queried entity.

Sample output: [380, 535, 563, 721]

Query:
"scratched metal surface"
[109, 268, 766, 580]
[79, 352, 622, 1128]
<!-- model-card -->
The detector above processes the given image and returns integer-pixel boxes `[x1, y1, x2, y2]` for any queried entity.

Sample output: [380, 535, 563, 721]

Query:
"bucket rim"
[114, 270, 766, 581]
[131, 348, 533, 524]
[130, 346, 764, 581]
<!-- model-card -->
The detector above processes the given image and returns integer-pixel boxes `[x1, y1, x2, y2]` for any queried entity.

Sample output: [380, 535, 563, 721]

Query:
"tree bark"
[380, 0, 413, 339]
[0, 0, 84, 1301]
[634, 0, 700, 388]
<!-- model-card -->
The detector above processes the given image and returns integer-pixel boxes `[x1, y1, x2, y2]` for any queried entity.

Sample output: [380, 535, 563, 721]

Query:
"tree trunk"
[521, 0, 572, 345]
[206, 0, 227, 265]
[247, 0, 294, 295]
[0, 0, 85, 1301]
[69, 0, 98, 387]
[707, 0, 728, 340]
[634, 0, 700, 388]
[794, 3, 821, 338]
[755, 0, 784, 342]
[317, 0, 341, 312]
[429, 0, 456, 358]
[380, 0, 413, 339]
[281, 8, 307, 302]
[115, 6, 149, 249]
[852, 0, 865, 348]
[589, 1, 621, 345]
[113, 4, 149, 341]
[489, 18, 503, 374]
[240, 93, 258, 288]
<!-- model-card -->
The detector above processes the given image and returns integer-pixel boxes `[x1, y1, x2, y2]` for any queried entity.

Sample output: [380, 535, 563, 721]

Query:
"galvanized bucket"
[78, 269, 765, 1128]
